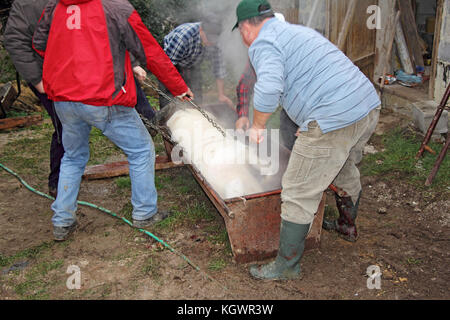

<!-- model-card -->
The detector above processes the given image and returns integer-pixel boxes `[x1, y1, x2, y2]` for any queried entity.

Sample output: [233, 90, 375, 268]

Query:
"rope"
[0, 162, 229, 292]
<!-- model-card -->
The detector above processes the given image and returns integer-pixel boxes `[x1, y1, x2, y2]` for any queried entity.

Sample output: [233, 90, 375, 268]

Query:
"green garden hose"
[0, 162, 228, 292]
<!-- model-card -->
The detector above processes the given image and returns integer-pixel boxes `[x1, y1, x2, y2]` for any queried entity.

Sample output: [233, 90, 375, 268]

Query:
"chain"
[142, 78, 226, 137]
[139, 114, 177, 145]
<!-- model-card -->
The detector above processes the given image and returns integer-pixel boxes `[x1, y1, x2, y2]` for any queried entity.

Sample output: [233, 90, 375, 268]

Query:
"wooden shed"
[271, 0, 449, 104]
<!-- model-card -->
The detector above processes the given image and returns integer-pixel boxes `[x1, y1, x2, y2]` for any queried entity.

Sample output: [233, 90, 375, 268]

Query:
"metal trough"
[164, 103, 325, 264]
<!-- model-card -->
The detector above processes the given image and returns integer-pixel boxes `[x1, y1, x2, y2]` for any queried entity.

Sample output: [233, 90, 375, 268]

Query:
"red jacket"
[33, 0, 188, 107]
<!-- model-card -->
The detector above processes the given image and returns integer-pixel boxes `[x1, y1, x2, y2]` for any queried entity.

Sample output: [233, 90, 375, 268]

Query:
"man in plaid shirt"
[159, 16, 233, 109]
[235, 62, 298, 150]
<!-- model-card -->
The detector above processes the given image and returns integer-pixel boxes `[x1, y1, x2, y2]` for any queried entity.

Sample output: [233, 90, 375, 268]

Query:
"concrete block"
[412, 100, 448, 135]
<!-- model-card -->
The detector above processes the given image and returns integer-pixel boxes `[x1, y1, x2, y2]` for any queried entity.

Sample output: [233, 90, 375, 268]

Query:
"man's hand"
[35, 81, 45, 94]
[176, 88, 194, 102]
[248, 124, 265, 144]
[218, 94, 234, 109]
[133, 66, 147, 83]
[235, 116, 250, 132]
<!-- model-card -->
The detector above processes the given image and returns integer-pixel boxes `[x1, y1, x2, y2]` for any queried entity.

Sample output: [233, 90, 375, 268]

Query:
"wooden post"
[395, 19, 415, 74]
[380, 10, 401, 94]
[337, 0, 357, 51]
[398, 0, 425, 70]
[429, 0, 443, 100]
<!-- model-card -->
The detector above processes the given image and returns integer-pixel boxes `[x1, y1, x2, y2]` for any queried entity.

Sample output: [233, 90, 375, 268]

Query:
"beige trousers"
[281, 107, 380, 225]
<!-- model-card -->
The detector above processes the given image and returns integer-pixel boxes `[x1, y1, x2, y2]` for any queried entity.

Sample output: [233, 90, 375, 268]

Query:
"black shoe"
[53, 221, 77, 241]
[133, 211, 170, 228]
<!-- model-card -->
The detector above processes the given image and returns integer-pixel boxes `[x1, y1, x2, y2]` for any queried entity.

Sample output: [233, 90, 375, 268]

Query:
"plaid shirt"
[163, 22, 226, 79]
[236, 62, 256, 118]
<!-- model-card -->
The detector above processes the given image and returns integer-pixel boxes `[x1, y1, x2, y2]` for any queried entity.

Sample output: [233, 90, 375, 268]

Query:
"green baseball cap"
[232, 0, 272, 31]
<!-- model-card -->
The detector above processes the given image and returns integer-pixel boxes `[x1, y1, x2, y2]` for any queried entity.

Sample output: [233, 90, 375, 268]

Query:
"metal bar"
[425, 133, 449, 186]
[417, 84, 450, 159]
[225, 189, 282, 204]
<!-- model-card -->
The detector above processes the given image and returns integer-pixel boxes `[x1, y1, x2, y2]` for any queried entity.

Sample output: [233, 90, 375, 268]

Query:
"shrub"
[129, 0, 201, 45]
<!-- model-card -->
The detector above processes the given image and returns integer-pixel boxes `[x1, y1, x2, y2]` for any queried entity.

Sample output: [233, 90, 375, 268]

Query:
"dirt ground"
[0, 107, 449, 301]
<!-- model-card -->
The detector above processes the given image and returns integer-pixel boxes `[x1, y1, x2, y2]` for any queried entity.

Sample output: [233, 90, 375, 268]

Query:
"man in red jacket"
[4, 0, 164, 198]
[33, 0, 193, 241]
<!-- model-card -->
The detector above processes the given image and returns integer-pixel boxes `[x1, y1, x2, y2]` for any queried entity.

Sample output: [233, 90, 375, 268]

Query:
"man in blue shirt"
[234, 0, 381, 280]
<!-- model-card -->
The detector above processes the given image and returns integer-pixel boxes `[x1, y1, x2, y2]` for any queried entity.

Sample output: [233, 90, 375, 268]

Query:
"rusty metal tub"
[164, 103, 325, 264]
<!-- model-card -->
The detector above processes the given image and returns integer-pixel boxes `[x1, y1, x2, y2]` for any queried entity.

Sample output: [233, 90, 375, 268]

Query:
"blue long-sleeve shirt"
[249, 18, 381, 133]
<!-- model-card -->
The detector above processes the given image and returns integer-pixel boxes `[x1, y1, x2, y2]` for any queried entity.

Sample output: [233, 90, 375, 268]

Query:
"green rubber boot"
[249, 220, 310, 280]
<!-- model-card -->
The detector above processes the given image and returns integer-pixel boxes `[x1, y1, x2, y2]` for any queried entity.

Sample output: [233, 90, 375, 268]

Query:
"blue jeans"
[52, 102, 157, 227]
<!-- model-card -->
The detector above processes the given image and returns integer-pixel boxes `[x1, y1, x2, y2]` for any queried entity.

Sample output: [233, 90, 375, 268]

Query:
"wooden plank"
[375, 1, 397, 80]
[380, 11, 401, 93]
[337, 0, 357, 51]
[352, 52, 376, 64]
[398, 0, 425, 70]
[83, 161, 129, 180]
[429, 0, 443, 100]
[329, 0, 346, 45]
[82, 157, 183, 180]
[0, 114, 42, 130]
[325, 0, 331, 40]
[347, 0, 378, 80]
[377, 9, 400, 80]
[395, 19, 415, 74]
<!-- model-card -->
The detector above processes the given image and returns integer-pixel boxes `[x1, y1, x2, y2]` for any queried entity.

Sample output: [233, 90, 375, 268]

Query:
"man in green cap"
[233, 0, 381, 280]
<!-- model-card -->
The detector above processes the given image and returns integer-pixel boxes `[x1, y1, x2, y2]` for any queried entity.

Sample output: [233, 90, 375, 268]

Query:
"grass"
[0, 241, 65, 300]
[146, 95, 159, 108]
[87, 128, 122, 165]
[406, 257, 422, 265]
[0, 123, 124, 191]
[0, 241, 54, 268]
[153, 201, 215, 231]
[205, 225, 232, 255]
[1, 128, 52, 179]
[155, 173, 172, 190]
[153, 134, 166, 154]
[5, 110, 30, 118]
[0, 46, 15, 83]
[141, 254, 162, 281]
[119, 201, 133, 222]
[360, 128, 449, 193]
[115, 176, 131, 190]
[208, 258, 227, 271]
